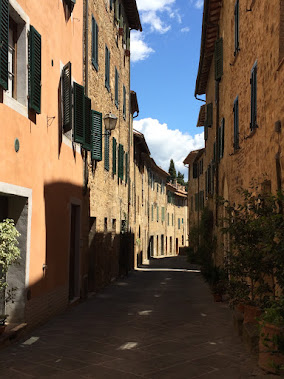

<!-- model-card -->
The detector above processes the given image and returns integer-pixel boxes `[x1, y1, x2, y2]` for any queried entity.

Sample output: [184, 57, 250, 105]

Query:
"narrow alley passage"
[0, 257, 269, 378]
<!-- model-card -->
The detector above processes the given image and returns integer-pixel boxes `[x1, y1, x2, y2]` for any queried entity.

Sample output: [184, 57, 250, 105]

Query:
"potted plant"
[258, 297, 284, 374]
[0, 218, 21, 334]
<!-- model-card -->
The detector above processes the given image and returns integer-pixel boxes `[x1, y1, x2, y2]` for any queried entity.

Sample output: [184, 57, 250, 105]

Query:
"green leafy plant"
[0, 219, 21, 325]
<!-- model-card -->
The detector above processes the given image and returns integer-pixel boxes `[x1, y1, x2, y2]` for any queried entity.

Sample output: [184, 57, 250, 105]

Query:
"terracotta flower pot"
[258, 322, 284, 374]
[243, 304, 262, 324]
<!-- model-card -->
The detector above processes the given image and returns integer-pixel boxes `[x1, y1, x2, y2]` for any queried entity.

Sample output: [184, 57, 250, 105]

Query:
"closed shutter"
[233, 96, 239, 149]
[115, 0, 119, 21]
[91, 110, 102, 161]
[157, 206, 159, 222]
[74, 82, 85, 144]
[178, 218, 180, 229]
[112, 137, 117, 175]
[62, 62, 72, 132]
[118, 143, 124, 180]
[214, 38, 223, 81]
[204, 125, 208, 141]
[206, 103, 213, 127]
[83, 96, 91, 150]
[193, 163, 198, 178]
[115, 67, 119, 107]
[234, 0, 239, 55]
[104, 131, 110, 171]
[105, 45, 110, 91]
[167, 212, 169, 225]
[0, 0, 9, 90]
[92, 16, 98, 70]
[125, 152, 128, 184]
[219, 118, 225, 159]
[250, 62, 257, 130]
[123, 85, 126, 119]
[29, 26, 41, 114]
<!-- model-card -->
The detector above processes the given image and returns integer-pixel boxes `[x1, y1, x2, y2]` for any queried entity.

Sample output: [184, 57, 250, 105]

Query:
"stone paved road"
[0, 256, 272, 378]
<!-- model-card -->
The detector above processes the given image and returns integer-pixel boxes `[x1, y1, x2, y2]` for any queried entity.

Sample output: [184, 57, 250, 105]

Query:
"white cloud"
[131, 31, 155, 62]
[136, 0, 177, 34]
[194, 0, 203, 9]
[181, 26, 190, 33]
[134, 118, 204, 179]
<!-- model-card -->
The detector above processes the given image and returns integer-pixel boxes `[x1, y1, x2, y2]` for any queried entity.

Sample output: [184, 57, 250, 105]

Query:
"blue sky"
[131, 0, 205, 179]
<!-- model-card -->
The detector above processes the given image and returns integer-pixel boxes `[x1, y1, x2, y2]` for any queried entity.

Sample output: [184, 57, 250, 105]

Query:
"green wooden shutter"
[125, 152, 128, 184]
[104, 131, 110, 171]
[206, 103, 213, 127]
[157, 206, 159, 222]
[234, 0, 239, 55]
[105, 45, 110, 91]
[219, 118, 225, 159]
[250, 62, 257, 130]
[234, 96, 239, 149]
[62, 62, 72, 132]
[92, 16, 98, 70]
[151, 204, 153, 221]
[110, 0, 113, 11]
[83, 96, 91, 150]
[29, 26, 42, 114]
[0, 0, 9, 91]
[167, 212, 169, 225]
[123, 85, 126, 119]
[172, 213, 173, 225]
[178, 218, 180, 229]
[118, 143, 124, 180]
[214, 38, 223, 81]
[115, 0, 119, 21]
[204, 125, 208, 141]
[91, 110, 102, 161]
[74, 82, 85, 144]
[112, 137, 117, 175]
[115, 67, 119, 107]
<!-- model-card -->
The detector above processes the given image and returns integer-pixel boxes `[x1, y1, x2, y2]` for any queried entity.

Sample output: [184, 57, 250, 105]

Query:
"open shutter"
[105, 45, 110, 91]
[29, 26, 41, 114]
[118, 143, 124, 180]
[91, 110, 102, 161]
[112, 137, 117, 175]
[214, 38, 223, 81]
[62, 62, 72, 132]
[204, 125, 208, 141]
[92, 17, 98, 70]
[0, 0, 9, 90]
[104, 131, 110, 171]
[125, 152, 128, 184]
[83, 96, 91, 150]
[73, 82, 85, 144]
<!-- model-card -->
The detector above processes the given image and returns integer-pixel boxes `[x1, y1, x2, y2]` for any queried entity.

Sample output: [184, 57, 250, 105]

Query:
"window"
[105, 45, 110, 91]
[157, 206, 159, 222]
[104, 217, 108, 233]
[104, 130, 110, 171]
[167, 212, 169, 226]
[92, 16, 98, 70]
[161, 207, 165, 222]
[178, 218, 180, 229]
[233, 96, 239, 150]
[112, 137, 117, 175]
[172, 213, 174, 226]
[123, 85, 126, 119]
[250, 61, 257, 131]
[0, 2, 41, 116]
[205, 103, 213, 127]
[182, 218, 183, 224]
[62, 62, 72, 133]
[170, 237, 172, 253]
[151, 204, 153, 221]
[214, 38, 223, 81]
[199, 159, 203, 175]
[125, 152, 128, 184]
[115, 67, 119, 107]
[182, 235, 184, 245]
[193, 163, 198, 178]
[112, 218, 116, 233]
[234, 0, 239, 55]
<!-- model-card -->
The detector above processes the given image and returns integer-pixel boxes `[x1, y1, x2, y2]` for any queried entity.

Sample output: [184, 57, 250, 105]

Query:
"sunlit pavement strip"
[136, 267, 201, 273]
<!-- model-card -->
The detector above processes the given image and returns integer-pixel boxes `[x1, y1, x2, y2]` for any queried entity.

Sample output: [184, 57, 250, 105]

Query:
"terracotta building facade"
[186, 0, 284, 265]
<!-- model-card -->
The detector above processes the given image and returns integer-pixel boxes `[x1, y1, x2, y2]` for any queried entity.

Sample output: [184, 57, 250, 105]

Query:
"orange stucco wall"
[0, 0, 84, 295]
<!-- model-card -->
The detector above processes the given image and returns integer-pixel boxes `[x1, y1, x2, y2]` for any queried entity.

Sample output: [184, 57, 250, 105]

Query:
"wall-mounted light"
[103, 112, 118, 133]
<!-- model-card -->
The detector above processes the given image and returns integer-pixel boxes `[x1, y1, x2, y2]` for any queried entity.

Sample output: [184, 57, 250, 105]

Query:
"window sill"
[3, 94, 28, 119]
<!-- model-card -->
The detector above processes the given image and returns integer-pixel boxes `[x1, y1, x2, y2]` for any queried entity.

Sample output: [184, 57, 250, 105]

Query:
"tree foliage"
[168, 159, 176, 182]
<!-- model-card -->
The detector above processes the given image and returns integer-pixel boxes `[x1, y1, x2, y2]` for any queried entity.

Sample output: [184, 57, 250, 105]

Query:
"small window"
[105, 45, 110, 91]
[104, 130, 110, 171]
[104, 217, 108, 233]
[112, 218, 116, 233]
[233, 96, 239, 150]
[115, 67, 119, 107]
[167, 212, 169, 226]
[250, 61, 257, 131]
[182, 235, 184, 245]
[92, 16, 98, 71]
[172, 213, 174, 226]
[214, 38, 223, 81]
[234, 0, 239, 55]
[178, 218, 180, 229]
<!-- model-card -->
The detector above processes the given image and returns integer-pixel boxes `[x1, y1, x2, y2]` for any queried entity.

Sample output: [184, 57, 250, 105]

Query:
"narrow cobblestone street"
[0, 257, 271, 378]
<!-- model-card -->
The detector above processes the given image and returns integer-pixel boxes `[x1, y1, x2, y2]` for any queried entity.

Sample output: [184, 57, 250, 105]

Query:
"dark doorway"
[69, 204, 80, 301]
[176, 238, 179, 255]
[148, 236, 154, 259]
